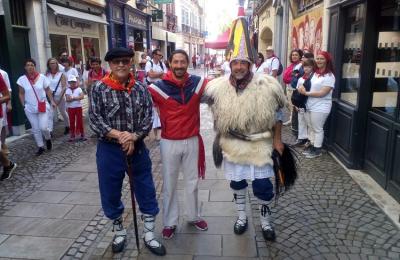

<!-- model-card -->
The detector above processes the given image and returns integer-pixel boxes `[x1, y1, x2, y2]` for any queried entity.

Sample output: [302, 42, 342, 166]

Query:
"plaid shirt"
[89, 80, 153, 141]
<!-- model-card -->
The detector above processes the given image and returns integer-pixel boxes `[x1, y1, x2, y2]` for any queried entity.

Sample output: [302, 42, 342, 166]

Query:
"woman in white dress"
[45, 58, 70, 135]
[17, 59, 56, 156]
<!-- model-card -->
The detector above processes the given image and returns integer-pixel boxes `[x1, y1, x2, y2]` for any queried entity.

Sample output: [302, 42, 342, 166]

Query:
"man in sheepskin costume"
[204, 8, 287, 241]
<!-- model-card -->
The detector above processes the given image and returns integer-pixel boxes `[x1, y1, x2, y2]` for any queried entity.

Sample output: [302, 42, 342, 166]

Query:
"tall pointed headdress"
[225, 0, 257, 64]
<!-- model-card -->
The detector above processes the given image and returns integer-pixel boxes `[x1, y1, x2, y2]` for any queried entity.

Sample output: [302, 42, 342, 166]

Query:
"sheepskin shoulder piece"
[205, 73, 287, 166]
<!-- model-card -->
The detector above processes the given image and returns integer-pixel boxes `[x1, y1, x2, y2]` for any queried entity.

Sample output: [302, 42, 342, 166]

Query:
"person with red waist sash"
[148, 49, 208, 240]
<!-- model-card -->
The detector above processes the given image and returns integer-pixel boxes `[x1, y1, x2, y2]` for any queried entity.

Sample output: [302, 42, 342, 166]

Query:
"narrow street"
[0, 69, 399, 260]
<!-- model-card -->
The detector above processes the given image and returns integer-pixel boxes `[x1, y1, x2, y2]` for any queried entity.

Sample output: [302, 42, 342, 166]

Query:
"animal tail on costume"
[213, 133, 223, 168]
[272, 143, 299, 198]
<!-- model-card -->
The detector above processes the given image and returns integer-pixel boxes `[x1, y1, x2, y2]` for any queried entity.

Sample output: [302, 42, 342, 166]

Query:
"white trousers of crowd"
[160, 136, 201, 227]
[298, 110, 329, 148]
[24, 108, 51, 148]
[48, 95, 69, 132]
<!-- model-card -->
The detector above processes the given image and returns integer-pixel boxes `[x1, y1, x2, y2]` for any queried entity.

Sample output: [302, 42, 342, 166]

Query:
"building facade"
[326, 0, 400, 202]
[174, 0, 206, 64]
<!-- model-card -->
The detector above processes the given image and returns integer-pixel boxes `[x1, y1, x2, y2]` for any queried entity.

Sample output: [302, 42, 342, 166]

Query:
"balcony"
[166, 14, 177, 33]
[136, 0, 147, 11]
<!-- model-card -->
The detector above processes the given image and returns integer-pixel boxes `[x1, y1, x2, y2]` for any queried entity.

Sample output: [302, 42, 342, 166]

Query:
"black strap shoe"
[233, 217, 248, 235]
[111, 217, 126, 253]
[262, 225, 276, 241]
[36, 147, 45, 156]
[143, 237, 166, 256]
[64, 127, 70, 135]
[46, 140, 52, 150]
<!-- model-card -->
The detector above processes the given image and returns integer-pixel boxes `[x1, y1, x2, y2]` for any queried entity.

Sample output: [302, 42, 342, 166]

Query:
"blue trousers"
[230, 178, 274, 202]
[96, 140, 159, 220]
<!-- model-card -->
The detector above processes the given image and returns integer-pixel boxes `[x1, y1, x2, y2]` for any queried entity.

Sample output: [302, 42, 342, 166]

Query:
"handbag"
[28, 76, 46, 113]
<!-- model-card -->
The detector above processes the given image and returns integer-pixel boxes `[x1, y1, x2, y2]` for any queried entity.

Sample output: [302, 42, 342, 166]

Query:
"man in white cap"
[204, 15, 287, 241]
[257, 46, 280, 78]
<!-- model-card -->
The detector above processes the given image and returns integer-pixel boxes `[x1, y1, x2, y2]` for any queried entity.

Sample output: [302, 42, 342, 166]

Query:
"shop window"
[339, 3, 365, 106]
[83, 37, 100, 62]
[70, 38, 83, 72]
[50, 34, 69, 58]
[113, 24, 124, 48]
[371, 0, 400, 118]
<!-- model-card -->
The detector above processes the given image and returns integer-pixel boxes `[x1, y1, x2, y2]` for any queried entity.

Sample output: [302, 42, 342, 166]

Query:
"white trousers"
[48, 96, 69, 131]
[25, 110, 51, 148]
[305, 111, 329, 148]
[160, 136, 200, 227]
[297, 109, 308, 140]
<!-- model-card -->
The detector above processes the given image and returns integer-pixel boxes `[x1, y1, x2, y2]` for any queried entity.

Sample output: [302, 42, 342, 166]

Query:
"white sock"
[258, 199, 273, 229]
[233, 188, 247, 221]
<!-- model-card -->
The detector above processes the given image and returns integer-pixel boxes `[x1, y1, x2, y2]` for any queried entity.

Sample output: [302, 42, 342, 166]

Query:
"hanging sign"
[154, 0, 174, 4]
[152, 10, 163, 22]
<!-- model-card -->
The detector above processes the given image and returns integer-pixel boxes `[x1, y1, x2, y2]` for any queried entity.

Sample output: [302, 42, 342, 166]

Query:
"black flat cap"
[104, 47, 134, 61]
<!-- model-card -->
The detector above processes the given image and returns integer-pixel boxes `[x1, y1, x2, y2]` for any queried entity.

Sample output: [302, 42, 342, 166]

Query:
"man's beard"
[173, 68, 186, 78]
[232, 71, 247, 80]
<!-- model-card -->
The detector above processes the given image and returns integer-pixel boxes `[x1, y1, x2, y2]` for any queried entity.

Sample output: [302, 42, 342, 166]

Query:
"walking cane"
[125, 155, 140, 251]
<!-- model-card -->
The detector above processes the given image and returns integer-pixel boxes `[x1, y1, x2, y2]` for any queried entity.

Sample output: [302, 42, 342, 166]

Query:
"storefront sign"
[55, 15, 92, 31]
[291, 7, 323, 55]
[127, 13, 147, 29]
[154, 0, 173, 4]
[152, 10, 163, 22]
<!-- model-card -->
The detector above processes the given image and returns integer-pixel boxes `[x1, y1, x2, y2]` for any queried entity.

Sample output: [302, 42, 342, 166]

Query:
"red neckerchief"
[302, 72, 312, 80]
[162, 70, 189, 88]
[89, 68, 105, 81]
[101, 72, 135, 94]
[26, 72, 39, 85]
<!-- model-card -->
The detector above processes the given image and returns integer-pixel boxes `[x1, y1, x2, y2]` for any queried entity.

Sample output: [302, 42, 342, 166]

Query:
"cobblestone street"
[0, 69, 399, 259]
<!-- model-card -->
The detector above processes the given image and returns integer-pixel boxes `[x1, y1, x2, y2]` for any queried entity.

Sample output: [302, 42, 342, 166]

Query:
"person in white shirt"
[45, 58, 69, 135]
[0, 68, 12, 154]
[61, 57, 80, 88]
[298, 51, 335, 158]
[65, 75, 86, 142]
[145, 49, 167, 140]
[257, 46, 280, 78]
[17, 58, 56, 156]
[57, 51, 69, 72]
[220, 57, 231, 77]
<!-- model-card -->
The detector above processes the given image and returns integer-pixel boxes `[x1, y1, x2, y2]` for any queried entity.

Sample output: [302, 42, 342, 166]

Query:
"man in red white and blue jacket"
[148, 49, 208, 240]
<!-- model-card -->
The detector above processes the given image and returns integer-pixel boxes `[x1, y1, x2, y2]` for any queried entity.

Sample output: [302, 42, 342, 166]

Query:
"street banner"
[291, 7, 323, 55]
[154, 0, 174, 4]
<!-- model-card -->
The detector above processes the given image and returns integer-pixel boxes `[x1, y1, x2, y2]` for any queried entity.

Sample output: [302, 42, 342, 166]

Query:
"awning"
[47, 3, 108, 25]
[205, 28, 231, 49]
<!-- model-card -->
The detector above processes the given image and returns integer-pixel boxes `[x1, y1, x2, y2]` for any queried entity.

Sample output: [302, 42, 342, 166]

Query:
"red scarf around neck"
[26, 72, 40, 85]
[89, 68, 105, 81]
[101, 72, 136, 94]
[162, 70, 189, 88]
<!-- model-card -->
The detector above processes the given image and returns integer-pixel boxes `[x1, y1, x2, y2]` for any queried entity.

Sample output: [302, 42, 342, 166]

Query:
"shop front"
[125, 6, 150, 52]
[106, 0, 150, 51]
[47, 1, 108, 73]
[327, 0, 400, 201]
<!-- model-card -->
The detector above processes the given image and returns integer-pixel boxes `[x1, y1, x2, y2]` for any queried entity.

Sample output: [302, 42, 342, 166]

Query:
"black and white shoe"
[142, 214, 166, 256]
[1, 162, 17, 181]
[233, 217, 248, 235]
[261, 223, 276, 241]
[111, 217, 127, 253]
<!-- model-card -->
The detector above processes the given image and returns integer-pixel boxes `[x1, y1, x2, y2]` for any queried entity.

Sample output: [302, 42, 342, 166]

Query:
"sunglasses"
[111, 58, 131, 65]
[157, 54, 163, 58]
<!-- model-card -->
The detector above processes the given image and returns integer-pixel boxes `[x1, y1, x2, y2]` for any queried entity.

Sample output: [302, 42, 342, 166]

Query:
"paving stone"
[3, 202, 74, 218]
[22, 190, 71, 203]
[0, 235, 74, 259]
[0, 235, 9, 245]
[222, 235, 257, 257]
[64, 205, 101, 220]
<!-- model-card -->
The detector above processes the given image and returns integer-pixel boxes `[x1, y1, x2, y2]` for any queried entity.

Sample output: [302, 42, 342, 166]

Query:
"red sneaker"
[162, 226, 176, 239]
[192, 219, 208, 231]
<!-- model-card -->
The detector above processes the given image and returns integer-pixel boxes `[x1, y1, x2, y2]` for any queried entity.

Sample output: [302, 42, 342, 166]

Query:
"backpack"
[291, 73, 313, 109]
[149, 60, 164, 71]
[272, 57, 283, 76]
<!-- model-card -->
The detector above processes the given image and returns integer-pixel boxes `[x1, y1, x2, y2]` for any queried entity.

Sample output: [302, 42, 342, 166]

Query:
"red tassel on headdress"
[198, 135, 206, 179]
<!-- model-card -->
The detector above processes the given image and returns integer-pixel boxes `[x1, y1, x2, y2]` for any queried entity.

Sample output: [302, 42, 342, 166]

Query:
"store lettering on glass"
[128, 14, 146, 27]
[55, 16, 91, 31]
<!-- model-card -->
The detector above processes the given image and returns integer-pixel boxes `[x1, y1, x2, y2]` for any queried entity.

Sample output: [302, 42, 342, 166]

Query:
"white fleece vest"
[206, 73, 287, 166]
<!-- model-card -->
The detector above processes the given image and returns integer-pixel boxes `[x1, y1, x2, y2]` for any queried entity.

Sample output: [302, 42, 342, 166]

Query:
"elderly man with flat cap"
[89, 47, 166, 256]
